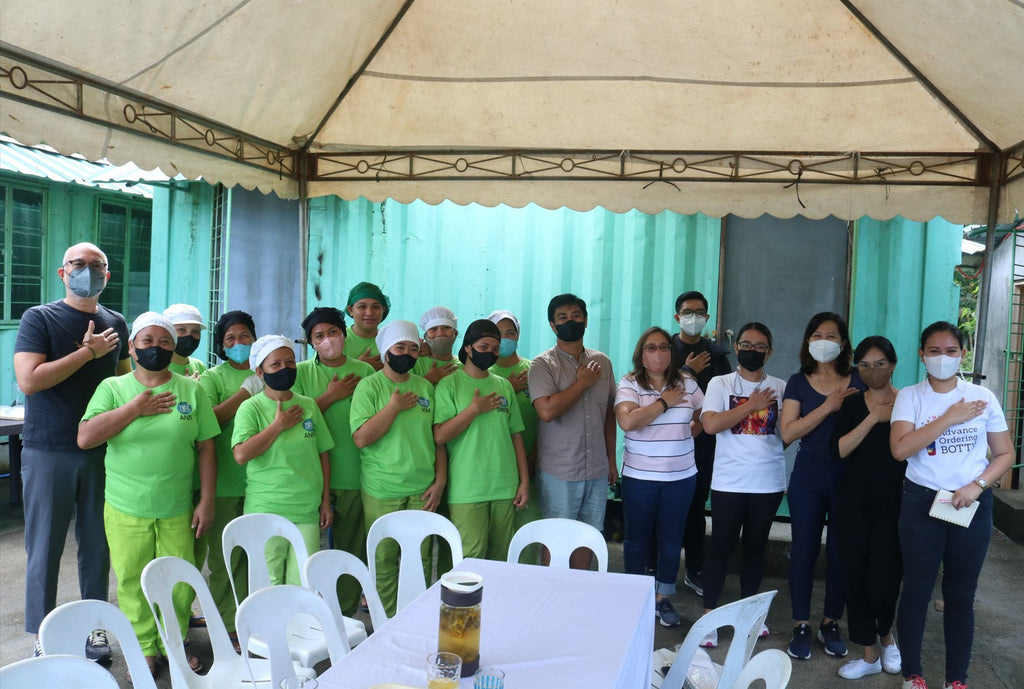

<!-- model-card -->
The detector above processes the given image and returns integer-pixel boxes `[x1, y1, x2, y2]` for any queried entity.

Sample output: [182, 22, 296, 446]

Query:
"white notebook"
[928, 489, 979, 528]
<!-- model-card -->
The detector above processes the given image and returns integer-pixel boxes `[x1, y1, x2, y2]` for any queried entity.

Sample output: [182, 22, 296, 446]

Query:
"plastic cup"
[279, 676, 317, 689]
[427, 651, 462, 689]
[474, 666, 506, 689]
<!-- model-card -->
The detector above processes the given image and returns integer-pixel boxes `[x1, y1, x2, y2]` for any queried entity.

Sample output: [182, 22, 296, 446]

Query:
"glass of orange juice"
[427, 651, 462, 689]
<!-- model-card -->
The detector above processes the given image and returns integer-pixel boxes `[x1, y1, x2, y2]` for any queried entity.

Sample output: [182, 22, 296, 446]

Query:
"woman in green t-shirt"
[79, 312, 218, 677]
[232, 335, 334, 586]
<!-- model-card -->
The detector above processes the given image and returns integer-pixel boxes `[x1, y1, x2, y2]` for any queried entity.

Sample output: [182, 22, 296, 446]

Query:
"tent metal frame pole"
[298, 153, 309, 325]
[972, 154, 1004, 381]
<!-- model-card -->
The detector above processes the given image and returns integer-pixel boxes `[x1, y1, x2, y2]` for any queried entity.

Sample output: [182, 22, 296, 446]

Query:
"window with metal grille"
[0, 181, 45, 321]
[206, 184, 229, 368]
[1006, 231, 1024, 488]
[96, 200, 152, 319]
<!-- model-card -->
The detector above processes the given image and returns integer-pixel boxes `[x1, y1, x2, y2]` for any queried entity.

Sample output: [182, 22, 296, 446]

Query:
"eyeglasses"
[642, 344, 671, 353]
[64, 259, 107, 271]
[737, 341, 770, 353]
[678, 310, 708, 318]
[857, 361, 891, 369]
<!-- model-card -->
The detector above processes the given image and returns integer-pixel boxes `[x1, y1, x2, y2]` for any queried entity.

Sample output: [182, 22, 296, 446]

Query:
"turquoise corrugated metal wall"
[307, 197, 723, 375]
[850, 216, 961, 387]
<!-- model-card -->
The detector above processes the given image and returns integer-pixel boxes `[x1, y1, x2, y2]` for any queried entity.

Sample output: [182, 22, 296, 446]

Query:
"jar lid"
[440, 570, 483, 606]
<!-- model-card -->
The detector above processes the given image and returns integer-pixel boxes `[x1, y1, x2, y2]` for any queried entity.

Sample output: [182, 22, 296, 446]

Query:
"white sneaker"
[881, 642, 902, 674]
[838, 658, 882, 679]
[759, 623, 769, 638]
[700, 629, 718, 648]
[902, 676, 928, 689]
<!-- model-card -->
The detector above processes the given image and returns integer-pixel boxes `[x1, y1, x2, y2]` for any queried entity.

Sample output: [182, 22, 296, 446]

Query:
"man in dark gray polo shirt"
[13, 242, 131, 662]
[528, 294, 617, 570]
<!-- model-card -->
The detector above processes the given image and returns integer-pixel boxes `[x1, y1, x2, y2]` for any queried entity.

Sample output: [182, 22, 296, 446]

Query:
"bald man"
[13, 242, 131, 662]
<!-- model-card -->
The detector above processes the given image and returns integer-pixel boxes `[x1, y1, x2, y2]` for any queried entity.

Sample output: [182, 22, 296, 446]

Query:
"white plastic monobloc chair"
[660, 590, 777, 689]
[140, 555, 314, 689]
[39, 599, 157, 689]
[0, 654, 119, 688]
[303, 549, 389, 633]
[235, 585, 350, 689]
[365, 510, 465, 615]
[222, 513, 367, 666]
[733, 649, 792, 689]
[507, 517, 609, 571]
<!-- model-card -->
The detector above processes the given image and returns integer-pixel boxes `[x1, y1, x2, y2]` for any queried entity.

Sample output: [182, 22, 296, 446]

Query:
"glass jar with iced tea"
[438, 571, 483, 676]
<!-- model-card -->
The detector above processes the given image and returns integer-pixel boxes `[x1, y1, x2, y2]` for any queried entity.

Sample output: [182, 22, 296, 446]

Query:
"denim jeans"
[896, 480, 992, 684]
[787, 457, 844, 621]
[621, 474, 696, 595]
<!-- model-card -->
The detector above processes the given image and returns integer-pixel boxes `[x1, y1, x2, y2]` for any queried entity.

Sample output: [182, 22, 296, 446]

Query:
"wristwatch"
[974, 477, 990, 490]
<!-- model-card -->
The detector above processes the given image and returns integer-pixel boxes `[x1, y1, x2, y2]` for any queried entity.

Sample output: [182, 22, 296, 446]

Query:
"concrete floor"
[1, 497, 1022, 688]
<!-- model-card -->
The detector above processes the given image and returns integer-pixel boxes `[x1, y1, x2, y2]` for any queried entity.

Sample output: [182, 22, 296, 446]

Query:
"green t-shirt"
[294, 356, 375, 491]
[343, 332, 379, 361]
[82, 372, 219, 519]
[491, 358, 538, 456]
[435, 370, 524, 504]
[198, 362, 254, 497]
[411, 355, 461, 384]
[232, 393, 335, 524]
[350, 370, 436, 500]
[169, 357, 207, 377]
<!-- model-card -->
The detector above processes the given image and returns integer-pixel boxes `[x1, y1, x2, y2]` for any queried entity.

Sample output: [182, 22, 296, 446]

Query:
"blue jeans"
[896, 480, 992, 684]
[536, 471, 607, 532]
[787, 457, 844, 621]
[621, 474, 696, 595]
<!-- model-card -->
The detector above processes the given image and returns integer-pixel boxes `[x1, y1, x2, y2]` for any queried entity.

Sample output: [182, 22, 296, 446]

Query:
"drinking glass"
[427, 651, 462, 689]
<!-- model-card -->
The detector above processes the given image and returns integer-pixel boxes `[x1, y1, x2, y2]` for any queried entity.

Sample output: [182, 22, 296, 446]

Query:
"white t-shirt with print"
[701, 372, 787, 493]
[892, 378, 1008, 492]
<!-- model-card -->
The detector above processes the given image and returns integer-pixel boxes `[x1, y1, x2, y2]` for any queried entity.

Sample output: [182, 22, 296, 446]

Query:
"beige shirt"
[529, 345, 615, 481]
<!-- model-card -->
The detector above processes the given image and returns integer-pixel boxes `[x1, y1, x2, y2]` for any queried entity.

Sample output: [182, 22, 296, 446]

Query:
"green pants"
[512, 482, 542, 564]
[449, 499, 515, 561]
[192, 494, 247, 632]
[260, 520, 320, 586]
[362, 493, 434, 618]
[104, 503, 194, 656]
[331, 488, 366, 616]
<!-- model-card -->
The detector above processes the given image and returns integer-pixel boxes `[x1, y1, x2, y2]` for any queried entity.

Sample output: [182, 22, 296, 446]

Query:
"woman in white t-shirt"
[890, 321, 1012, 689]
[614, 326, 703, 629]
[697, 322, 787, 648]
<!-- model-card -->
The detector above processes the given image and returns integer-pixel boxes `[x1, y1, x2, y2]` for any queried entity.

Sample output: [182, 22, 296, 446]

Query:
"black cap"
[457, 319, 501, 364]
[301, 306, 347, 342]
[213, 310, 256, 361]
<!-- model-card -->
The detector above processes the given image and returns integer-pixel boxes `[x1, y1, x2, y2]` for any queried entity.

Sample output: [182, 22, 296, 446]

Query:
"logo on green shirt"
[176, 402, 193, 415]
[417, 396, 431, 410]
[302, 418, 315, 432]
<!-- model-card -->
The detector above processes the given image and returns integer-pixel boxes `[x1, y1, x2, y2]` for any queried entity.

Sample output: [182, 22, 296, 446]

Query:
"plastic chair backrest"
[141, 555, 256, 689]
[39, 599, 157, 689]
[733, 649, 792, 689]
[235, 585, 349, 688]
[222, 512, 311, 604]
[507, 518, 609, 571]
[303, 549, 389, 632]
[0, 654, 119, 688]
[365, 510, 465, 614]
[661, 590, 778, 689]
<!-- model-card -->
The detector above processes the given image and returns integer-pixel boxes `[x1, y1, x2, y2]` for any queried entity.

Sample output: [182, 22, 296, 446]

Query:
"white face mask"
[924, 354, 961, 381]
[808, 339, 841, 364]
[679, 314, 708, 337]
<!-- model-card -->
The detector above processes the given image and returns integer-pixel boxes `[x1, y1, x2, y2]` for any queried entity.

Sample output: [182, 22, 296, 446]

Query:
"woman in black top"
[830, 336, 905, 680]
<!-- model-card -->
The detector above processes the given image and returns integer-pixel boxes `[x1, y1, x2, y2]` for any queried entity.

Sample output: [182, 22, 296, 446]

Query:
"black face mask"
[135, 346, 174, 372]
[736, 349, 767, 372]
[554, 320, 586, 342]
[469, 349, 498, 371]
[174, 335, 201, 357]
[262, 366, 297, 391]
[386, 352, 417, 375]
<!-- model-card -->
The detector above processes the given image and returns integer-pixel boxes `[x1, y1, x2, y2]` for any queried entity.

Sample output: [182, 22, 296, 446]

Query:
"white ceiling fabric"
[1, 0, 1021, 222]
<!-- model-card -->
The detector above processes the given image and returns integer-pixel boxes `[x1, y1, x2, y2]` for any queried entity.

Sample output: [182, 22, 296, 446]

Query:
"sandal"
[228, 631, 242, 654]
[189, 614, 207, 628]
[188, 655, 204, 673]
[143, 655, 166, 678]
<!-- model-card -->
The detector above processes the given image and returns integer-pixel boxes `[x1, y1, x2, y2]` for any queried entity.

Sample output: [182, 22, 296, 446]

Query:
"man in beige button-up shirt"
[529, 294, 618, 569]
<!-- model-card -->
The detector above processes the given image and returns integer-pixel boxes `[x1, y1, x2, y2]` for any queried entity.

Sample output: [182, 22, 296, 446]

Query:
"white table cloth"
[317, 558, 655, 689]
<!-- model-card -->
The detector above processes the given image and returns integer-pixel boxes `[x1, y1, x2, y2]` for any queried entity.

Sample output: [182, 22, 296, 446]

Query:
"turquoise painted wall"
[850, 216, 962, 387]
[306, 197, 723, 374]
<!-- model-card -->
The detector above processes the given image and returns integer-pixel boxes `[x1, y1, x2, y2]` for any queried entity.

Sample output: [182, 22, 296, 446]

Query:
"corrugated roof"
[0, 135, 156, 198]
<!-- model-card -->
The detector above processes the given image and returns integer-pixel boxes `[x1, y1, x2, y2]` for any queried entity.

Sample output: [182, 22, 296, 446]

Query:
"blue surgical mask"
[224, 343, 252, 365]
[67, 266, 106, 299]
[499, 338, 517, 358]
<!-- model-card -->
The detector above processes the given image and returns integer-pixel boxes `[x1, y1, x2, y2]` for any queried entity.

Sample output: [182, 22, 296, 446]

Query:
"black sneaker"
[655, 597, 681, 627]
[817, 619, 848, 657]
[33, 638, 42, 657]
[85, 629, 113, 667]
[787, 623, 812, 660]
[683, 571, 703, 597]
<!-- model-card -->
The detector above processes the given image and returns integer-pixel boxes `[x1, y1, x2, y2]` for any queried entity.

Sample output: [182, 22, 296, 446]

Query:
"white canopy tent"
[2, 0, 1022, 368]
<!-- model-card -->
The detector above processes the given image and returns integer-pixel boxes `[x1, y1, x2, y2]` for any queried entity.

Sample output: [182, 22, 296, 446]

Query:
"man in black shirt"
[14, 242, 131, 662]
[670, 290, 732, 596]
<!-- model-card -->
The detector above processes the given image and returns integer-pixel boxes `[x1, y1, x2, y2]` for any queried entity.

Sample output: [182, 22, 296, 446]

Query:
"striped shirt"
[615, 375, 703, 480]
